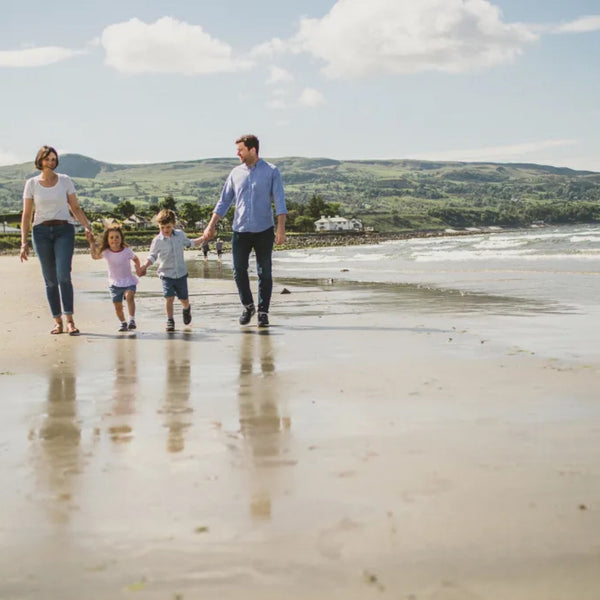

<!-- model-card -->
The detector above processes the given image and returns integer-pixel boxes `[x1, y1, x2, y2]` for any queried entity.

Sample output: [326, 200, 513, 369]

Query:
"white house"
[123, 214, 153, 229]
[314, 215, 363, 232]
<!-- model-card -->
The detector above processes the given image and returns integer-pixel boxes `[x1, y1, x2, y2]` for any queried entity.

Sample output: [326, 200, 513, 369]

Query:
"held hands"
[202, 225, 216, 242]
[136, 264, 148, 277]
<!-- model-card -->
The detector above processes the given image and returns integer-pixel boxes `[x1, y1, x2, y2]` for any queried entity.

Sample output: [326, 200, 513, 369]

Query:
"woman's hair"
[34, 145, 59, 170]
[100, 226, 127, 252]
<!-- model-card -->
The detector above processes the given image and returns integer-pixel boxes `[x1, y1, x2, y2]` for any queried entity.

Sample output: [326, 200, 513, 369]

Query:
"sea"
[269, 223, 600, 360]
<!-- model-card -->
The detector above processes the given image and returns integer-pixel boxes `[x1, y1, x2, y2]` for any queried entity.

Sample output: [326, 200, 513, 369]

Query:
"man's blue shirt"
[147, 229, 192, 278]
[214, 159, 287, 233]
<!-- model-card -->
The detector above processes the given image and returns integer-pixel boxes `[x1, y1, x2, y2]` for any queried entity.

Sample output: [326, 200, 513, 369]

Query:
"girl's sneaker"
[128, 319, 136, 330]
[166, 318, 175, 332]
[118, 322, 128, 332]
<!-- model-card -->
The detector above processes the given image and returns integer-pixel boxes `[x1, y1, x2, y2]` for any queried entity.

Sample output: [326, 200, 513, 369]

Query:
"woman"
[19, 145, 93, 335]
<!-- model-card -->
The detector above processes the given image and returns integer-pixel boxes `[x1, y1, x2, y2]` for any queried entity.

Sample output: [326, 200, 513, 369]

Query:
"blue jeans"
[232, 227, 274, 313]
[32, 222, 75, 318]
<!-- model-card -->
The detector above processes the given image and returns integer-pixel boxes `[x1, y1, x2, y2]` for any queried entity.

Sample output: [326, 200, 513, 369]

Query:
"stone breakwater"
[278, 229, 492, 250]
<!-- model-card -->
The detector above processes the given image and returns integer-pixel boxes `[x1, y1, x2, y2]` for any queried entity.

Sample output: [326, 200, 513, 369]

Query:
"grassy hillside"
[1, 154, 599, 230]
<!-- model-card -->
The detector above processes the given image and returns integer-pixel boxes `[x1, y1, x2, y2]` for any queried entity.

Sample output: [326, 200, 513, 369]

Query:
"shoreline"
[1, 223, 526, 256]
[1, 253, 598, 599]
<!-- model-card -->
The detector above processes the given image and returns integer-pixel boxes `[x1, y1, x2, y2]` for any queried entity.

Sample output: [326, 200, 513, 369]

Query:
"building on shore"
[314, 215, 363, 232]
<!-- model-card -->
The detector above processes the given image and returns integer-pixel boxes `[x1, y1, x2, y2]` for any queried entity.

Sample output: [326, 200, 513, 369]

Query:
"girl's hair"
[34, 145, 59, 170]
[100, 226, 127, 252]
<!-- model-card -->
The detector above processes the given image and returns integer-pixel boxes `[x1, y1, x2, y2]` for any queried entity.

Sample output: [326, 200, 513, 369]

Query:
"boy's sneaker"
[118, 322, 128, 332]
[166, 318, 175, 332]
[239, 304, 256, 325]
[128, 319, 136, 330]
[257, 312, 269, 328]
[183, 307, 192, 325]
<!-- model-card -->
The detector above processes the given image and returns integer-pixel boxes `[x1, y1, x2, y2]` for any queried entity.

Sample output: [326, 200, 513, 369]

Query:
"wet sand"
[1, 253, 599, 600]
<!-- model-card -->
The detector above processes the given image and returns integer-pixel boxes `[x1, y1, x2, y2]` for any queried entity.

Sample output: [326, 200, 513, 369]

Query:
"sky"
[1, 0, 599, 171]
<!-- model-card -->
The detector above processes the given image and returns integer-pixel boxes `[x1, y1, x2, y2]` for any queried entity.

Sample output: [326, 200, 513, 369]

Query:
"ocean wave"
[473, 238, 527, 249]
[413, 249, 533, 262]
[413, 250, 599, 262]
[274, 254, 341, 264]
[407, 237, 467, 247]
[350, 252, 388, 261]
[570, 235, 600, 243]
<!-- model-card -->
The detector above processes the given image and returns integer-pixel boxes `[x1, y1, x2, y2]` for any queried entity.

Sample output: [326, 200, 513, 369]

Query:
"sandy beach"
[1, 251, 599, 599]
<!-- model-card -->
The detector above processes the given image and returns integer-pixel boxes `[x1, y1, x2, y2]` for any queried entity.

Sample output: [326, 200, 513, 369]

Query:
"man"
[203, 135, 287, 328]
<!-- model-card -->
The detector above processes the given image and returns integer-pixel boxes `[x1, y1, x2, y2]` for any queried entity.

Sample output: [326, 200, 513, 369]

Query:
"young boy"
[139, 209, 203, 331]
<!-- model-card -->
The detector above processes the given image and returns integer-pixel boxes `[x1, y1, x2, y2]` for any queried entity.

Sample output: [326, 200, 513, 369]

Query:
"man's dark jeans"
[231, 227, 274, 313]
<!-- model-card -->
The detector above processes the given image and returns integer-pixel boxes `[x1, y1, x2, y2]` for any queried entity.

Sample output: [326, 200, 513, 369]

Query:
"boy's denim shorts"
[109, 284, 137, 303]
[161, 275, 189, 300]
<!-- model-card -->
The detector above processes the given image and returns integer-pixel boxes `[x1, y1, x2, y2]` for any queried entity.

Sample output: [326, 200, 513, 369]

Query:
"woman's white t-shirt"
[23, 174, 76, 225]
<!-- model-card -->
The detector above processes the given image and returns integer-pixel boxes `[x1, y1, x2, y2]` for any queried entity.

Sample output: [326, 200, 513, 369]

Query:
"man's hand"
[202, 225, 216, 241]
[275, 228, 286, 245]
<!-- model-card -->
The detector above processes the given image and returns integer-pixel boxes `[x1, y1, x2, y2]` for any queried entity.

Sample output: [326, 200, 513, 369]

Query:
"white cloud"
[267, 66, 293, 85]
[553, 15, 600, 34]
[251, 37, 287, 59]
[266, 0, 538, 79]
[410, 139, 577, 163]
[100, 17, 251, 75]
[0, 46, 80, 68]
[299, 88, 325, 107]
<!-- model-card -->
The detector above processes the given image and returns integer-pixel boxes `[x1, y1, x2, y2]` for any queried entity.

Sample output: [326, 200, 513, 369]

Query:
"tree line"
[94, 193, 344, 233]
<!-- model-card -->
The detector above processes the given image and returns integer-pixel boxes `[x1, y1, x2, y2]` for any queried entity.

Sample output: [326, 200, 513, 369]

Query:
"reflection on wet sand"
[160, 339, 193, 453]
[31, 347, 82, 524]
[187, 258, 226, 280]
[106, 339, 138, 443]
[238, 332, 291, 520]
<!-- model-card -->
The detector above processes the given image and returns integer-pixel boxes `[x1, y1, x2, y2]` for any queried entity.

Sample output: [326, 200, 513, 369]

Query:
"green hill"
[1, 154, 599, 231]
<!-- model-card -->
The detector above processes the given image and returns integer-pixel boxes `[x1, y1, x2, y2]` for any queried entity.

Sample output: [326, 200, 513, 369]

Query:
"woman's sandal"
[66, 321, 80, 336]
[50, 322, 64, 335]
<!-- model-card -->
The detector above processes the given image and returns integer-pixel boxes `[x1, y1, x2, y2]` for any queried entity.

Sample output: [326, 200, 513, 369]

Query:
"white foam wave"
[413, 249, 532, 262]
[350, 253, 388, 261]
[473, 238, 527, 249]
[408, 237, 468, 247]
[274, 255, 341, 264]
[413, 250, 599, 262]
[570, 235, 600, 243]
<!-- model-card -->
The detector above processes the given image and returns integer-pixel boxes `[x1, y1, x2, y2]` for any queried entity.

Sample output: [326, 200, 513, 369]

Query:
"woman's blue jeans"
[231, 227, 274, 313]
[32, 222, 75, 318]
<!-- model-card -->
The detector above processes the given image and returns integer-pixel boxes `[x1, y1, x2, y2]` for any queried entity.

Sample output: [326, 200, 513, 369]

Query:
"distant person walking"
[89, 226, 141, 332]
[201, 240, 210, 259]
[215, 238, 223, 259]
[19, 145, 93, 335]
[202, 135, 287, 328]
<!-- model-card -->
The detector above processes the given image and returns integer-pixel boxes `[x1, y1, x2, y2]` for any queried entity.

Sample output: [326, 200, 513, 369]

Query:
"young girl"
[90, 226, 141, 332]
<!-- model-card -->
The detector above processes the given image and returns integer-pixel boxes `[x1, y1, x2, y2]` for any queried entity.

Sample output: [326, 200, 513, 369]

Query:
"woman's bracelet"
[21, 242, 29, 248]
